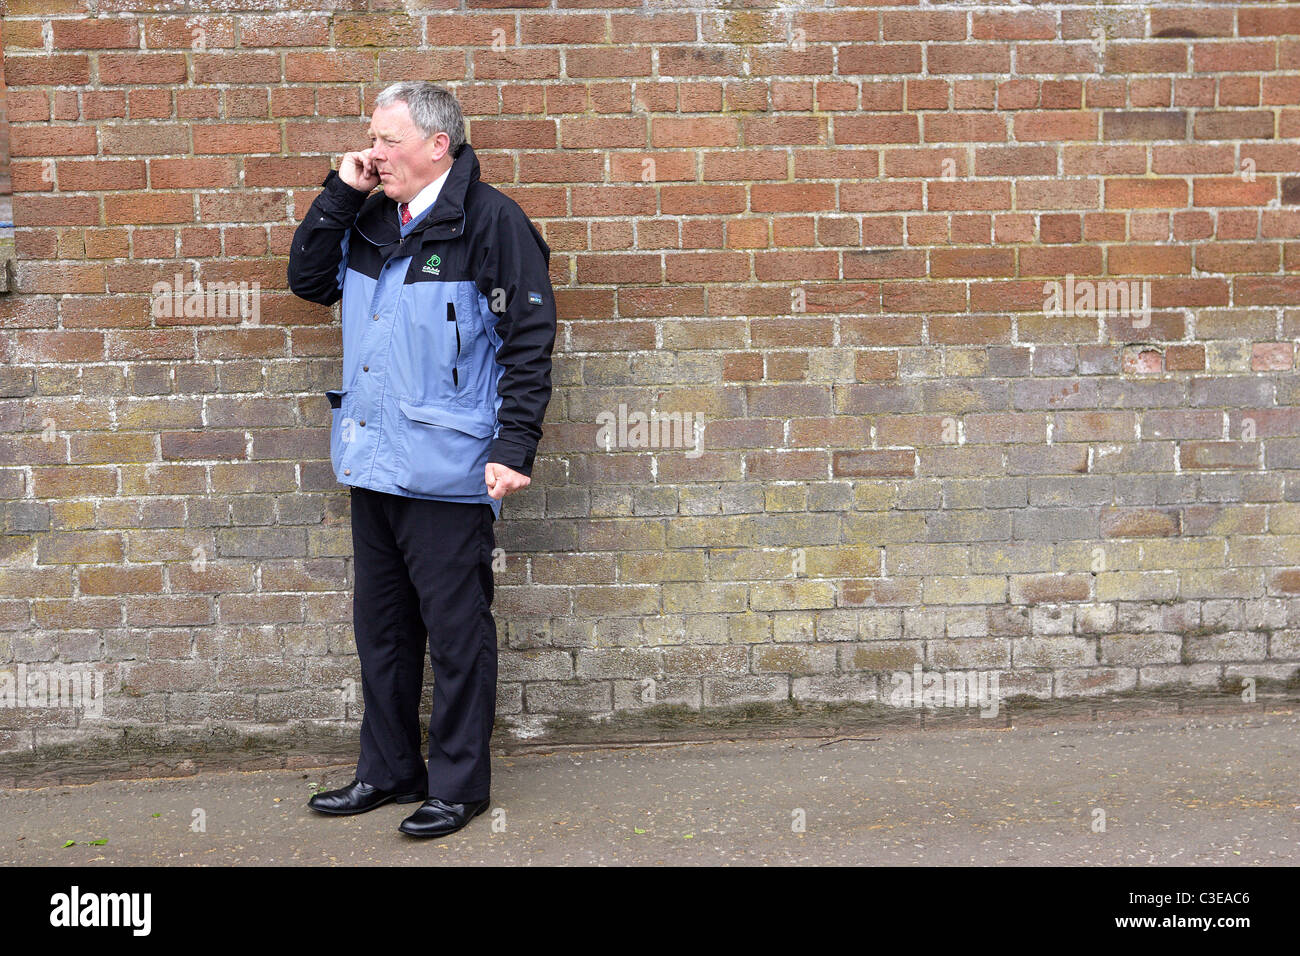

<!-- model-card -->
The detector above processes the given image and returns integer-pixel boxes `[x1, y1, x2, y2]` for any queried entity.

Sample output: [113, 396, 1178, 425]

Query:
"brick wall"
[2, 0, 1300, 770]
[0, 16, 10, 195]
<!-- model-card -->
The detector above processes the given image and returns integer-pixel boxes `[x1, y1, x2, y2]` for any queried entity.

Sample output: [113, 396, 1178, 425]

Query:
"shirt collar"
[400, 163, 452, 225]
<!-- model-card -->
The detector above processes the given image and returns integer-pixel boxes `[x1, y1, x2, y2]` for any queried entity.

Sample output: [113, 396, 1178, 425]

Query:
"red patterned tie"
[399, 202, 411, 226]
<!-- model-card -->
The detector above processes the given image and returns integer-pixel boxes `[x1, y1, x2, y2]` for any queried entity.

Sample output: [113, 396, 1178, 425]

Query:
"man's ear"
[431, 131, 451, 164]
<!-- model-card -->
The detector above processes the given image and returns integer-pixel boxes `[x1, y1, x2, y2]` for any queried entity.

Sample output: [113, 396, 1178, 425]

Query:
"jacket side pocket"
[325, 389, 348, 479]
[394, 400, 494, 498]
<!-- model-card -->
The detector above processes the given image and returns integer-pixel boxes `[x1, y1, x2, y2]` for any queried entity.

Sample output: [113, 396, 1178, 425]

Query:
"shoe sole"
[397, 800, 489, 838]
[308, 791, 427, 816]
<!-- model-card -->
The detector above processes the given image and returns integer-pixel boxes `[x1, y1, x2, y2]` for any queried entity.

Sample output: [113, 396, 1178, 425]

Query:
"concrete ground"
[2, 710, 1297, 865]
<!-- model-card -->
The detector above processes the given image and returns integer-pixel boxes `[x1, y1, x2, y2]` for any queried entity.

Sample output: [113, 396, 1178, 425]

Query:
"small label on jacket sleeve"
[527, 291, 543, 305]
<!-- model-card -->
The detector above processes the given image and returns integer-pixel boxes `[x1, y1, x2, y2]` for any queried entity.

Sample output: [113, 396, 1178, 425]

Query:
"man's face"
[367, 102, 451, 204]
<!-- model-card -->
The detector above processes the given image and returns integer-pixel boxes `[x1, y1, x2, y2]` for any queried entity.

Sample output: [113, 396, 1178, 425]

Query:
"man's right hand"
[339, 148, 380, 193]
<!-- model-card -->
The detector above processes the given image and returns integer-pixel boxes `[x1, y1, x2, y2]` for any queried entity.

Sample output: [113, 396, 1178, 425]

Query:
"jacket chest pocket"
[390, 289, 475, 406]
[393, 399, 496, 498]
[447, 301, 462, 389]
[446, 286, 487, 391]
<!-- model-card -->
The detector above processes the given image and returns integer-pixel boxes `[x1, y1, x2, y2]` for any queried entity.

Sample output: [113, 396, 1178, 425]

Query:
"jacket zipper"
[447, 301, 460, 386]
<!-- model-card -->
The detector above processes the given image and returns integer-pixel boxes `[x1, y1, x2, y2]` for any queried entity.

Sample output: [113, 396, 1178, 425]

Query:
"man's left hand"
[485, 462, 530, 499]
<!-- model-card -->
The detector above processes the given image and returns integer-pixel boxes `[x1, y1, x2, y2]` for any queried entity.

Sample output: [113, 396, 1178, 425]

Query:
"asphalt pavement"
[2, 709, 1296, 865]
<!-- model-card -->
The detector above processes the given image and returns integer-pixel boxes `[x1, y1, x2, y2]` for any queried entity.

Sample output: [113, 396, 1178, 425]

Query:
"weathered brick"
[1184, 631, 1268, 662]
[1099, 633, 1183, 666]
[926, 638, 1010, 669]
[1013, 637, 1096, 667]
[791, 674, 879, 704]
[1054, 667, 1137, 697]
[700, 675, 788, 707]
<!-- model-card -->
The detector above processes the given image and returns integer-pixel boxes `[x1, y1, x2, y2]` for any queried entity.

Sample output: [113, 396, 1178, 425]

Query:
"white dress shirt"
[400, 164, 451, 226]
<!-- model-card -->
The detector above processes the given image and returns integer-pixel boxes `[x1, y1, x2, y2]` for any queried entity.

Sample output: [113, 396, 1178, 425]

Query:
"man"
[287, 82, 555, 838]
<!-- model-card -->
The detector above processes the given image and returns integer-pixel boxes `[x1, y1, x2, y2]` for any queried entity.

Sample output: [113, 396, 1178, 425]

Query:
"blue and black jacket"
[288, 142, 556, 518]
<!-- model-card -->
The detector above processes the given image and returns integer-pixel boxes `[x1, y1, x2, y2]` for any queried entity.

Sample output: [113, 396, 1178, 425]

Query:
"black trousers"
[349, 486, 497, 803]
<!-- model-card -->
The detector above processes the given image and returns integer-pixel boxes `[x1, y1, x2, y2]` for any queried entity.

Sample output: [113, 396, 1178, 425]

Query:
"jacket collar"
[353, 142, 479, 251]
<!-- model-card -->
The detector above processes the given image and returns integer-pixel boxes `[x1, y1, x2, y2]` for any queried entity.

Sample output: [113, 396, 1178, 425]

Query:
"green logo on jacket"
[422, 254, 441, 275]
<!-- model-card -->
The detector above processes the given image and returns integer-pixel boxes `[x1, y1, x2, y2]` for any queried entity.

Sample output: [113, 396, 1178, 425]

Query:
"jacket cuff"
[488, 437, 536, 477]
[320, 168, 373, 206]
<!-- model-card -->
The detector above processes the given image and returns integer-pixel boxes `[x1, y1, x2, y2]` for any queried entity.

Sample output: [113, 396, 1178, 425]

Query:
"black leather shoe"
[397, 796, 490, 838]
[308, 778, 427, 816]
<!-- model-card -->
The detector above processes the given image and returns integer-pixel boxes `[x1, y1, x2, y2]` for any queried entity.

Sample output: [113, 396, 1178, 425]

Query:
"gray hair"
[374, 82, 466, 153]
